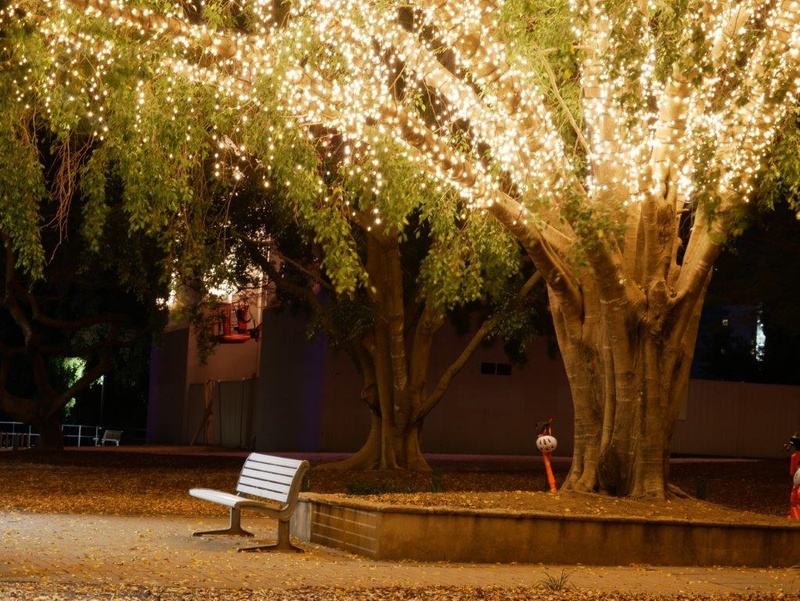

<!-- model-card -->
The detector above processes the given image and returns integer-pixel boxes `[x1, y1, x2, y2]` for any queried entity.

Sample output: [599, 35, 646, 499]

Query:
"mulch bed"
[0, 448, 791, 521]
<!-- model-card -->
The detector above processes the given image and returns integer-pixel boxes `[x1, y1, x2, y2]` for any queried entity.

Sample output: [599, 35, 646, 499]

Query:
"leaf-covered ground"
[0, 583, 791, 601]
[1, 449, 798, 601]
[0, 448, 792, 524]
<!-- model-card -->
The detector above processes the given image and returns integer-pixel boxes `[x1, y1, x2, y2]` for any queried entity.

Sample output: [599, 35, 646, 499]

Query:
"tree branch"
[487, 195, 581, 310]
[234, 232, 332, 318]
[418, 270, 542, 419]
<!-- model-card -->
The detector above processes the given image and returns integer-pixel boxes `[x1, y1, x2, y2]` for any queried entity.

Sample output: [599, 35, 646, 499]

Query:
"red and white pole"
[536, 419, 558, 494]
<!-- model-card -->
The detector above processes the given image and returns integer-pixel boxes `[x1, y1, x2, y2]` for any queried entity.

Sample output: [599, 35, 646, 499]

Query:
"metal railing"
[61, 424, 103, 447]
[1, 421, 147, 447]
[62, 424, 148, 446]
[0, 422, 39, 448]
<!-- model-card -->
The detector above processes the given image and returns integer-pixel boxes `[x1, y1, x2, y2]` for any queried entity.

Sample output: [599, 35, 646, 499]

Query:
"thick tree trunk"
[398, 420, 429, 471]
[319, 412, 429, 471]
[30, 413, 64, 450]
[362, 230, 431, 471]
[320, 223, 509, 474]
[317, 280, 432, 473]
[556, 280, 707, 499]
[0, 396, 64, 450]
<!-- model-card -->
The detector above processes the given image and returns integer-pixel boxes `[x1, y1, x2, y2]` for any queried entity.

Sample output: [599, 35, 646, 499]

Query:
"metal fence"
[61, 424, 103, 447]
[0, 422, 39, 448]
[0, 421, 146, 448]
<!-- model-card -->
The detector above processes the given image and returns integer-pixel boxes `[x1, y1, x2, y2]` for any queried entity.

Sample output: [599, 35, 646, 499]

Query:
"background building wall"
[146, 327, 190, 444]
[422, 336, 573, 456]
[149, 310, 800, 458]
[252, 310, 324, 451]
[147, 322, 261, 445]
[314, 325, 574, 456]
[673, 379, 800, 458]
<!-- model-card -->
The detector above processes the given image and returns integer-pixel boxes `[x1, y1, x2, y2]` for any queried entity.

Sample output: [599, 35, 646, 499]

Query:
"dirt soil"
[0, 449, 793, 526]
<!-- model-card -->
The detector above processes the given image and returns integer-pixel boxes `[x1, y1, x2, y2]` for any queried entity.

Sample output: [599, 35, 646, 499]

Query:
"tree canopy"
[2, 0, 800, 494]
[0, 153, 166, 447]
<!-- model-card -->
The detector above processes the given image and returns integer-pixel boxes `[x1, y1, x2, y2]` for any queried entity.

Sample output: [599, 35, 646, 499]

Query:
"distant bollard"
[695, 477, 706, 500]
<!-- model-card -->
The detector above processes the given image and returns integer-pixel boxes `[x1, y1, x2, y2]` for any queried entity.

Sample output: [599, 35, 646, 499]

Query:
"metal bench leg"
[238, 519, 302, 553]
[193, 507, 254, 537]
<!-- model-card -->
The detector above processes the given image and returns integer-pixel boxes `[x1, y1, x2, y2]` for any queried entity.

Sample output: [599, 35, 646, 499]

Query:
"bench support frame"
[192, 507, 254, 538]
[238, 520, 302, 552]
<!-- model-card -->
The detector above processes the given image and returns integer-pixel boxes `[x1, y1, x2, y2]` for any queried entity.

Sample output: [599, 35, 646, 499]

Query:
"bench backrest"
[103, 430, 122, 441]
[235, 453, 309, 507]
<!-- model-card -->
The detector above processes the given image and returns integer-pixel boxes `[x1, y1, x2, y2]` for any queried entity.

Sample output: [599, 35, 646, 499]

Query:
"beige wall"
[185, 325, 261, 384]
[673, 379, 800, 458]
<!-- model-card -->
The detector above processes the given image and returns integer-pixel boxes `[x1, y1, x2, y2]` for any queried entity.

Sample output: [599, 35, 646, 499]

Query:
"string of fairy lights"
[2, 0, 799, 234]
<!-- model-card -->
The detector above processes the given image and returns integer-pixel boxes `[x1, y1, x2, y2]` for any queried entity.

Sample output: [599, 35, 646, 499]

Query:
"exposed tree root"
[667, 483, 692, 499]
[314, 453, 380, 471]
[315, 432, 381, 471]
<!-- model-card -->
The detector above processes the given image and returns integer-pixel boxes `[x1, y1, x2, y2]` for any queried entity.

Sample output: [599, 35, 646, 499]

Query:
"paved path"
[1, 512, 798, 596]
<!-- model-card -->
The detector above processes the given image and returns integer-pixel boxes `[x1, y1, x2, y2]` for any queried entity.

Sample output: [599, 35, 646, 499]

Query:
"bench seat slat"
[189, 488, 283, 513]
[237, 483, 286, 504]
[245, 454, 305, 470]
[240, 467, 295, 486]
[242, 463, 300, 479]
[236, 476, 291, 495]
[190, 489, 243, 506]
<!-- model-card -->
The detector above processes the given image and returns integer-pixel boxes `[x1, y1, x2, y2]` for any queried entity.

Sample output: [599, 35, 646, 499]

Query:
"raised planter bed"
[292, 493, 800, 567]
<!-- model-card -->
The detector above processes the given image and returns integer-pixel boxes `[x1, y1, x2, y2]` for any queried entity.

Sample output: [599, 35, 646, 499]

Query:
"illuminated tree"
[3, 0, 800, 494]
[226, 180, 540, 470]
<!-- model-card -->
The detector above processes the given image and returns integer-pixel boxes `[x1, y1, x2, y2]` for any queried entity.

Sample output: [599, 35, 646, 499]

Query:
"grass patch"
[536, 569, 575, 591]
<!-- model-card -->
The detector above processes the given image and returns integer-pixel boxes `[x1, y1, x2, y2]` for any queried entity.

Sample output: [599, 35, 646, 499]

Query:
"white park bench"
[95, 429, 123, 446]
[189, 452, 310, 552]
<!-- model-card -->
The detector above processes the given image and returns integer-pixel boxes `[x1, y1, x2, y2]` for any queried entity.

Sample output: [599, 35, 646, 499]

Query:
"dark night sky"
[693, 204, 800, 384]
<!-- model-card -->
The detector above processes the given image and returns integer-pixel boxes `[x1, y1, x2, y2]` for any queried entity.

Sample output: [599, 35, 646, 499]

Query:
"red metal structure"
[216, 303, 255, 343]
